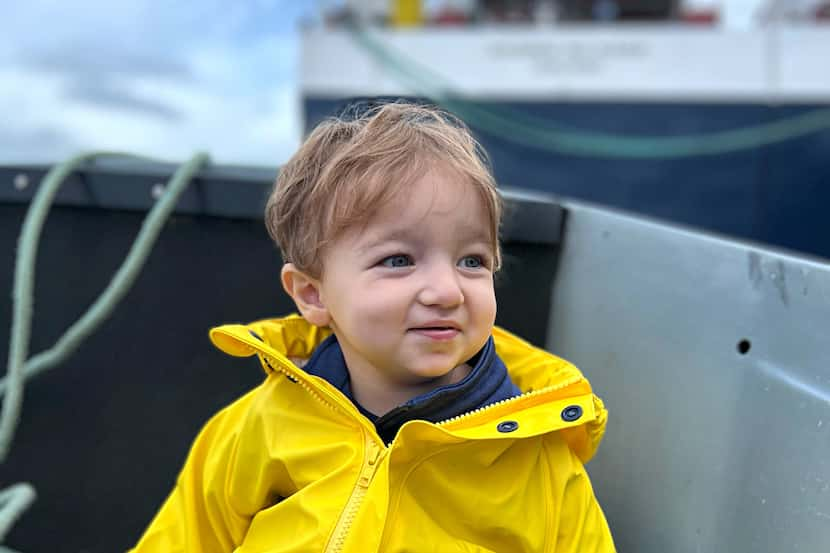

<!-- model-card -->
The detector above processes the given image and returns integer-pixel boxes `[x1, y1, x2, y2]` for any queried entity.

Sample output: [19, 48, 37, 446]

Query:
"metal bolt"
[151, 183, 165, 200]
[13, 173, 29, 190]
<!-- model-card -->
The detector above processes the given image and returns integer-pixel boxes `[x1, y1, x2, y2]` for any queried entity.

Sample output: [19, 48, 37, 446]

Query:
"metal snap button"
[561, 405, 583, 422]
[497, 420, 519, 433]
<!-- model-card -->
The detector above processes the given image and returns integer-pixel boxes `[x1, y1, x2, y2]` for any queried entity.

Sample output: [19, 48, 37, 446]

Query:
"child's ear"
[280, 263, 331, 327]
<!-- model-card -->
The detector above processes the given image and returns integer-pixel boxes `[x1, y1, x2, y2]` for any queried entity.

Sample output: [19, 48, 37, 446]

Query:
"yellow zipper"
[325, 433, 384, 553]
[436, 375, 585, 428]
[261, 351, 386, 553]
[258, 343, 587, 551]
[261, 352, 381, 432]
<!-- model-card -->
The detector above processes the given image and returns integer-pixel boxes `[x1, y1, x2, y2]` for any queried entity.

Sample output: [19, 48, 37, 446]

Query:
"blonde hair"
[265, 101, 502, 278]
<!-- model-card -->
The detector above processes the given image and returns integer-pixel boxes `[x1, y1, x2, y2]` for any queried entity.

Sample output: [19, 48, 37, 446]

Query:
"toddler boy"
[132, 101, 615, 552]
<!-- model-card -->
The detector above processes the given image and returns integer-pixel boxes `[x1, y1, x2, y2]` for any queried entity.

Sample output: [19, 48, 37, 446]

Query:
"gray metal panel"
[548, 201, 830, 553]
[0, 160, 277, 219]
[0, 163, 563, 245]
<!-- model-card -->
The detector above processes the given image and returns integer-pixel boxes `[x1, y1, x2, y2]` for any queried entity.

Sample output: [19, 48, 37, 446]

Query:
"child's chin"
[406, 361, 466, 383]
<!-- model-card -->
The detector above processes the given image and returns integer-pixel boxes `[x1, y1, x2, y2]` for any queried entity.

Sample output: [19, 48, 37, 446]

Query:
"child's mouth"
[410, 326, 460, 340]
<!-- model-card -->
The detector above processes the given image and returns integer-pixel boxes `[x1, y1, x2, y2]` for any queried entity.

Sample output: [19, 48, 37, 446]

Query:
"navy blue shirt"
[302, 334, 522, 443]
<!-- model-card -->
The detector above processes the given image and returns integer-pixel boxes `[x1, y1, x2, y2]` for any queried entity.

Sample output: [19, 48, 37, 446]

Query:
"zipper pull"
[367, 440, 380, 466]
[358, 440, 382, 487]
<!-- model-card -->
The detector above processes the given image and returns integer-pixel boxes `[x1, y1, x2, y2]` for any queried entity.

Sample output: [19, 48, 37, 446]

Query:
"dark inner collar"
[303, 333, 521, 444]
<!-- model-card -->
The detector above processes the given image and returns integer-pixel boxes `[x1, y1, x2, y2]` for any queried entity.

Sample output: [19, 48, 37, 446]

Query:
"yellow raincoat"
[131, 315, 615, 552]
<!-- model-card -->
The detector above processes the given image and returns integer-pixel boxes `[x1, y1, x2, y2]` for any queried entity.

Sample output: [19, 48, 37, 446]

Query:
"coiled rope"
[0, 151, 209, 547]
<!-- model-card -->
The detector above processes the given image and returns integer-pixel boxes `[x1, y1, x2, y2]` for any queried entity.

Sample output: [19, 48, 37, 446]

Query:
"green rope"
[0, 484, 35, 544]
[0, 151, 209, 544]
[349, 27, 830, 159]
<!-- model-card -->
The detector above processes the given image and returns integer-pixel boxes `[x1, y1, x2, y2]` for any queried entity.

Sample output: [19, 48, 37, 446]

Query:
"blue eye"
[381, 254, 413, 268]
[459, 255, 483, 269]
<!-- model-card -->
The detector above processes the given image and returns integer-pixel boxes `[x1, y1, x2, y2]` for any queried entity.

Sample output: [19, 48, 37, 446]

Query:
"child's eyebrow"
[357, 225, 492, 255]
[356, 228, 414, 254]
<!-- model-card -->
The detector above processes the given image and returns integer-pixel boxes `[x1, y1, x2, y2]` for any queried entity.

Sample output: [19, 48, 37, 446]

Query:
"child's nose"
[417, 263, 464, 308]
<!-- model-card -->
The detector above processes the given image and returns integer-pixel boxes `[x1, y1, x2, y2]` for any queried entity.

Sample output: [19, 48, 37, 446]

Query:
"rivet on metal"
[151, 183, 166, 200]
[13, 173, 29, 191]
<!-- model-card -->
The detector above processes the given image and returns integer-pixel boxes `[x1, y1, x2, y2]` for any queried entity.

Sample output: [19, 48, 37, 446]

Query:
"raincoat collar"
[209, 314, 608, 462]
[299, 333, 521, 443]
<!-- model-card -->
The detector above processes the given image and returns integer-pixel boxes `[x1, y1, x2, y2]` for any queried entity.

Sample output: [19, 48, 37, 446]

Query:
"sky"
[0, 0, 775, 168]
[1, 0, 315, 168]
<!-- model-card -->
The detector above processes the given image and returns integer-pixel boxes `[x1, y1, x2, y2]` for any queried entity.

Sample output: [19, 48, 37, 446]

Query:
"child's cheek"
[360, 281, 406, 318]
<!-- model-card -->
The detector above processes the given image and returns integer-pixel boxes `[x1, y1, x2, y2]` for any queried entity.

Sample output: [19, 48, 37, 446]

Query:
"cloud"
[22, 41, 193, 82]
[0, 0, 312, 166]
[63, 78, 185, 122]
[0, 125, 79, 163]
[0, 49, 299, 166]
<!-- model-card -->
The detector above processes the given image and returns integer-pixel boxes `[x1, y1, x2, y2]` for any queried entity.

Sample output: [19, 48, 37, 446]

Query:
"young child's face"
[317, 165, 497, 387]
